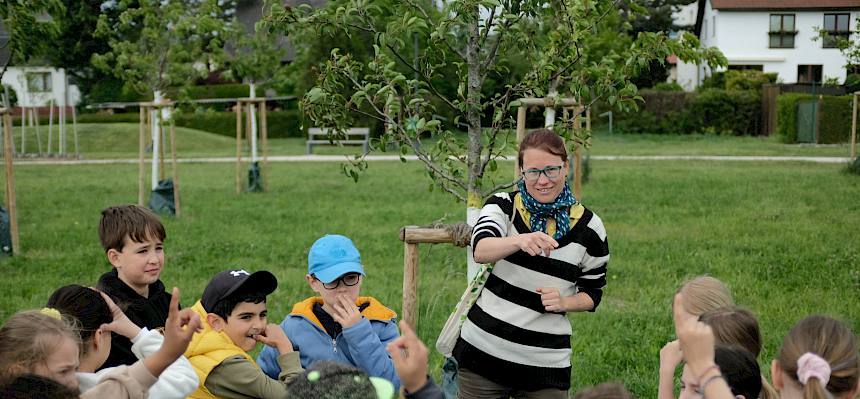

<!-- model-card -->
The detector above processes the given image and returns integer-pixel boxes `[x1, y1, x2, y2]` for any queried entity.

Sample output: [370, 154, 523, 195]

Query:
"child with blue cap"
[257, 234, 401, 390]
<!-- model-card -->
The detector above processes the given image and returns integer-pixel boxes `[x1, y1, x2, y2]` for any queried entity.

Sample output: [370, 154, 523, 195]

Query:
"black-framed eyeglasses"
[313, 273, 361, 290]
[521, 165, 564, 181]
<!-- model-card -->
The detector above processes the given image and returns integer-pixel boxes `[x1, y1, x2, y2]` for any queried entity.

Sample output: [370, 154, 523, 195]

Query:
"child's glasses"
[315, 273, 361, 290]
[521, 165, 564, 181]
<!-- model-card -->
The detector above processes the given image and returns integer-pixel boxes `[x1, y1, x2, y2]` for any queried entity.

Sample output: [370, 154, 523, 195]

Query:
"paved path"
[9, 154, 854, 165]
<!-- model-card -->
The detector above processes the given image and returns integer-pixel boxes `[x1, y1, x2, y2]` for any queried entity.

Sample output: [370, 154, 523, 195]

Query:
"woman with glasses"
[453, 129, 610, 399]
[255, 234, 402, 390]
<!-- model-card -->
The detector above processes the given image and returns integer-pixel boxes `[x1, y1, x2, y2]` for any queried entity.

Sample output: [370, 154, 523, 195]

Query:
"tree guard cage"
[0, 108, 19, 254]
[138, 102, 182, 217]
[235, 98, 269, 193]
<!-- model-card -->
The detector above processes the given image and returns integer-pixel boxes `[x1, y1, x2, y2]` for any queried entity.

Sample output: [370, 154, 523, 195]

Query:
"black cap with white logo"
[201, 269, 277, 312]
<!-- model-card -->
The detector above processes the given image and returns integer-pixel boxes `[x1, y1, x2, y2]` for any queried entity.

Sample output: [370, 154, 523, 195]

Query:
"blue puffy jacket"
[256, 296, 401, 390]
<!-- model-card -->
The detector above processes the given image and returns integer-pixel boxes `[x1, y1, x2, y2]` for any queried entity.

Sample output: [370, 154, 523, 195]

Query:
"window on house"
[823, 13, 850, 48]
[26, 72, 51, 92]
[728, 65, 764, 71]
[769, 14, 796, 48]
[797, 65, 823, 84]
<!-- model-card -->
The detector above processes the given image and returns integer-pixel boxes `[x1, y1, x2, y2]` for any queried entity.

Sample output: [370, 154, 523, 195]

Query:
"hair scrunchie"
[797, 352, 831, 386]
[39, 307, 62, 320]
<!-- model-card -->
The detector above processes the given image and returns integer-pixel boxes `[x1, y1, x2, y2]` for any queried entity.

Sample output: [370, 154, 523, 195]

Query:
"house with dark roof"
[675, 0, 860, 90]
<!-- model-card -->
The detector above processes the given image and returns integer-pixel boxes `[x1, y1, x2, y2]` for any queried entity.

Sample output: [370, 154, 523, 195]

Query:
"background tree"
[266, 0, 724, 277]
[92, 0, 230, 102]
[0, 0, 64, 83]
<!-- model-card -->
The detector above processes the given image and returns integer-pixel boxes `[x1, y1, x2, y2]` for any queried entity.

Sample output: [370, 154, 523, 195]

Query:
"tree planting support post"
[1, 108, 20, 254]
[138, 102, 181, 216]
[399, 225, 469, 330]
[852, 92, 858, 159]
[514, 97, 587, 200]
[235, 97, 270, 193]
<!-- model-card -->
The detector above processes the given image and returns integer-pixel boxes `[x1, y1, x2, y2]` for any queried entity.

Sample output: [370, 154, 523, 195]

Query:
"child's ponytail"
[777, 315, 859, 399]
[46, 285, 112, 355]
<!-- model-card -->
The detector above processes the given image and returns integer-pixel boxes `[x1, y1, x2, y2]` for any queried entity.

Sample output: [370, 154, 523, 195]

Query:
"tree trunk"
[466, 14, 483, 281]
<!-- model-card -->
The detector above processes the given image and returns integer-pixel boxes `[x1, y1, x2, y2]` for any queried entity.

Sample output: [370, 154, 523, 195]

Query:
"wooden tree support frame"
[235, 98, 270, 193]
[851, 92, 858, 159]
[515, 97, 588, 200]
[138, 102, 181, 217]
[0, 108, 20, 254]
[398, 226, 459, 330]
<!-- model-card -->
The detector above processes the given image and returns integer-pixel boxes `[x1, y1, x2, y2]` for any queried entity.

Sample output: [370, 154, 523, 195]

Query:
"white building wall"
[675, 0, 856, 90]
[0, 67, 80, 107]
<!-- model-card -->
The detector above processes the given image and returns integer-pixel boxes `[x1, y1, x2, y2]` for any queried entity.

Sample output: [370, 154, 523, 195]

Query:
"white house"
[1, 67, 80, 109]
[675, 0, 860, 91]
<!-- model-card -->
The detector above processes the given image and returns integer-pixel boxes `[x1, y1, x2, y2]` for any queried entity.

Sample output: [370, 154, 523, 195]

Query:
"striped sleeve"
[471, 193, 513, 252]
[577, 212, 609, 311]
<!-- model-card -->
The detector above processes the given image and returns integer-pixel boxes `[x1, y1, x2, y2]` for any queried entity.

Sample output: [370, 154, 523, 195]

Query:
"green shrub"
[651, 82, 684, 92]
[724, 70, 777, 92]
[77, 113, 141, 123]
[2, 85, 18, 106]
[174, 109, 305, 138]
[183, 84, 251, 100]
[818, 95, 853, 144]
[87, 78, 147, 104]
[687, 89, 761, 135]
[701, 72, 726, 90]
[621, 89, 760, 135]
[775, 93, 813, 143]
[846, 156, 860, 175]
[845, 74, 860, 93]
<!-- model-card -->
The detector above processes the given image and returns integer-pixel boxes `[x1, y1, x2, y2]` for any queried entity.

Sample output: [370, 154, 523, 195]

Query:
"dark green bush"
[775, 93, 812, 143]
[174, 109, 305, 138]
[724, 70, 778, 91]
[651, 82, 684, 92]
[183, 84, 251, 100]
[619, 89, 760, 135]
[818, 95, 853, 144]
[846, 156, 860, 175]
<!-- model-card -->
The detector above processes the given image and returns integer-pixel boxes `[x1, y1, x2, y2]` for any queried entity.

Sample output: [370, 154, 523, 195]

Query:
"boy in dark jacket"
[96, 204, 173, 369]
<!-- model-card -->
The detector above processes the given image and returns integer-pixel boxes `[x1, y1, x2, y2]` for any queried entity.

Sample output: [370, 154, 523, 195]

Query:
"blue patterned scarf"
[517, 179, 577, 239]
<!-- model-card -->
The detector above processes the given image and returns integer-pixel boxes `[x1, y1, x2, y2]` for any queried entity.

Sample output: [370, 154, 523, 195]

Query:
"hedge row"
[175, 109, 305, 138]
[12, 110, 307, 138]
[776, 93, 852, 144]
[618, 89, 762, 135]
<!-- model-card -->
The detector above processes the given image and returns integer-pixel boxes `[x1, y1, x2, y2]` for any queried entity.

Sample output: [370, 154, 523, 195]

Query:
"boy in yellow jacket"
[185, 269, 302, 399]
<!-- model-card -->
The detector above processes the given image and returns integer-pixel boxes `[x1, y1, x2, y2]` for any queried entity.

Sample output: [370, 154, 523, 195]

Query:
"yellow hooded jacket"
[183, 300, 256, 399]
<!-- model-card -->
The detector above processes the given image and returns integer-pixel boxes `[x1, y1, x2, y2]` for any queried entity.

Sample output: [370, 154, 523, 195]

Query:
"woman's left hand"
[537, 287, 567, 312]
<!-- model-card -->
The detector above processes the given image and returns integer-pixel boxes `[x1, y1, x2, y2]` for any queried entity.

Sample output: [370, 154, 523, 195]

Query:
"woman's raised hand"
[95, 288, 142, 339]
[514, 232, 558, 257]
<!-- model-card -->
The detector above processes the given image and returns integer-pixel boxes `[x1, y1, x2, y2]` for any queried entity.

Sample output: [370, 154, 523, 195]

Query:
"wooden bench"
[306, 127, 370, 154]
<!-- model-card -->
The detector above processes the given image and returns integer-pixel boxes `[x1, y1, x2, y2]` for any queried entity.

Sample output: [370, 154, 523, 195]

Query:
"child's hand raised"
[330, 295, 362, 328]
[386, 321, 429, 393]
[673, 292, 716, 378]
[95, 288, 142, 339]
[254, 324, 294, 355]
[145, 287, 201, 377]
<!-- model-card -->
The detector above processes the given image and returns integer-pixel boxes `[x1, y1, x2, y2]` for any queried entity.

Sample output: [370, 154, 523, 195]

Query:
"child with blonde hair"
[0, 287, 200, 399]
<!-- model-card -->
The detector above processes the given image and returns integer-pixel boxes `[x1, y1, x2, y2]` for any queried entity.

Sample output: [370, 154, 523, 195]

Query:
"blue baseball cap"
[308, 235, 365, 284]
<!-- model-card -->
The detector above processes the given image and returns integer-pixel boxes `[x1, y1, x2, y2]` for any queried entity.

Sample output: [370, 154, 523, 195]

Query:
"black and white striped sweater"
[453, 191, 609, 391]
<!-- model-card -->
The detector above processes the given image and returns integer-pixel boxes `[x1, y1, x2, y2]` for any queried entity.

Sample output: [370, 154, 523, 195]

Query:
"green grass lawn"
[8, 123, 858, 158]
[0, 154, 858, 397]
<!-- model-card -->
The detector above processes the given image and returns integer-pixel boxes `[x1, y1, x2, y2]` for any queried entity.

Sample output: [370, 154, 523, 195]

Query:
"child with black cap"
[257, 234, 401, 389]
[184, 269, 303, 399]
